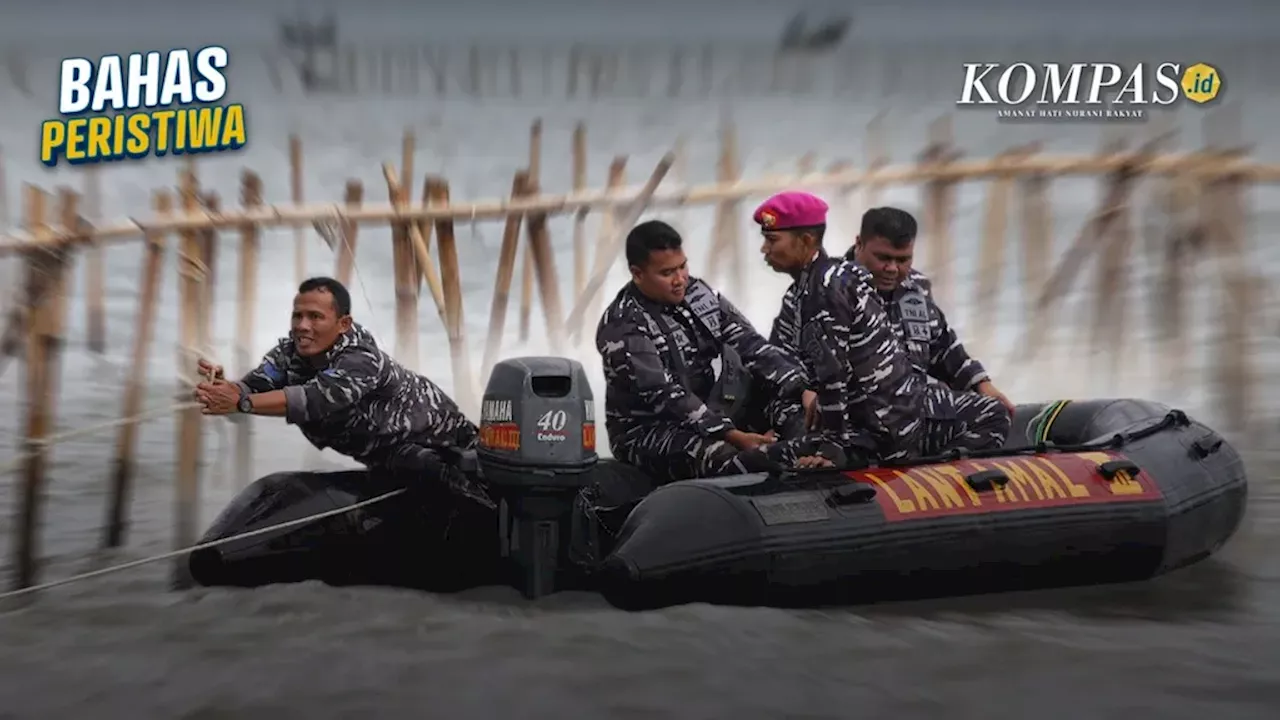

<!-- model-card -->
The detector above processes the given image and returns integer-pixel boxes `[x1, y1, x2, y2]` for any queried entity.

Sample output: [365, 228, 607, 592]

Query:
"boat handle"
[828, 483, 877, 506]
[965, 469, 1008, 492]
[1096, 459, 1140, 480]
[1189, 433, 1224, 459]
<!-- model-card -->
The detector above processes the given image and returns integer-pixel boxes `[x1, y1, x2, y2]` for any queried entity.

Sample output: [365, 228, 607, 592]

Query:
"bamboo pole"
[1212, 162, 1252, 431]
[971, 145, 1027, 352]
[1091, 139, 1139, 391]
[582, 157, 627, 342]
[864, 112, 888, 210]
[387, 152, 421, 370]
[334, 181, 363, 286]
[290, 134, 306, 283]
[102, 190, 169, 548]
[519, 119, 542, 342]
[524, 174, 566, 354]
[998, 139, 1159, 379]
[11, 186, 71, 591]
[1153, 163, 1196, 393]
[234, 172, 262, 489]
[172, 166, 204, 590]
[482, 171, 531, 379]
[199, 191, 220, 340]
[3, 152, 1279, 254]
[571, 122, 588, 300]
[382, 164, 446, 323]
[426, 176, 476, 414]
[566, 152, 676, 336]
[919, 115, 956, 307]
[83, 166, 106, 354]
[706, 120, 741, 294]
[1017, 164, 1054, 378]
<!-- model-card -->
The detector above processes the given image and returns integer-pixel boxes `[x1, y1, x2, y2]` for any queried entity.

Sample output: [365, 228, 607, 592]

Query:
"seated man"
[846, 207, 1012, 454]
[192, 276, 494, 509]
[596, 220, 815, 481]
[757, 191, 925, 466]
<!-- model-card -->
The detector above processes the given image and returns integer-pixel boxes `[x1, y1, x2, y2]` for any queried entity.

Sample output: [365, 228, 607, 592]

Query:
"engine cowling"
[475, 356, 599, 599]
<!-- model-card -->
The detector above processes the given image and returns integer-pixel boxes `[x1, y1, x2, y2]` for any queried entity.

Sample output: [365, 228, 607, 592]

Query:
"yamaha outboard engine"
[477, 356, 599, 599]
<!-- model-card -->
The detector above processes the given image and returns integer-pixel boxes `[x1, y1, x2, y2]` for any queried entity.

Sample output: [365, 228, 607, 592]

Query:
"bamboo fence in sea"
[0, 108, 1278, 593]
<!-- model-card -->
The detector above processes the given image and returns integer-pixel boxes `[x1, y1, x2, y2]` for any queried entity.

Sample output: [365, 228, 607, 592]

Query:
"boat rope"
[1031, 399, 1072, 445]
[0, 487, 406, 602]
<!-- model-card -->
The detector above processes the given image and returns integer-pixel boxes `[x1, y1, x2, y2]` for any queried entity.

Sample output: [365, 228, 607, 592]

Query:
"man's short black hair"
[786, 224, 827, 243]
[625, 220, 683, 268]
[859, 207, 917, 249]
[298, 276, 352, 317]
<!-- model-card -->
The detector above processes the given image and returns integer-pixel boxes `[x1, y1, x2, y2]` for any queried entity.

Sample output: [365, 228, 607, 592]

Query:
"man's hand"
[976, 380, 1014, 413]
[197, 358, 225, 381]
[801, 390, 819, 430]
[795, 455, 834, 468]
[195, 379, 242, 415]
[726, 429, 774, 451]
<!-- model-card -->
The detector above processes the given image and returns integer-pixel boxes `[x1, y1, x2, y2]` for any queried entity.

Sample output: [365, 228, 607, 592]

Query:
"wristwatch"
[236, 386, 253, 414]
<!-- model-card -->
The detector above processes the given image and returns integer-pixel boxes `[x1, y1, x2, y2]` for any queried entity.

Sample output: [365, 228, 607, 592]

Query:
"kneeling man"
[597, 220, 814, 481]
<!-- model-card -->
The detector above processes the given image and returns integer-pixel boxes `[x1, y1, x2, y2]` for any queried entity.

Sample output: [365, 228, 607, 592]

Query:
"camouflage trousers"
[919, 390, 1011, 456]
[609, 422, 778, 482]
[376, 443, 497, 510]
[732, 376, 809, 440]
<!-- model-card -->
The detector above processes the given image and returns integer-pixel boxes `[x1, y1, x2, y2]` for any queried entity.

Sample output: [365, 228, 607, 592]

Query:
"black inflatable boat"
[189, 357, 1248, 609]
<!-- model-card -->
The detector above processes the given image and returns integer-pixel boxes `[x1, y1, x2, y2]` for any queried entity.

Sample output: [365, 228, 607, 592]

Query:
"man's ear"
[338, 315, 353, 332]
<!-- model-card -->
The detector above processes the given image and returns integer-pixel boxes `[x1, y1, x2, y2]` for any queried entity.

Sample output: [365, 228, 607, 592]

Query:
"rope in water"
[0, 488, 406, 601]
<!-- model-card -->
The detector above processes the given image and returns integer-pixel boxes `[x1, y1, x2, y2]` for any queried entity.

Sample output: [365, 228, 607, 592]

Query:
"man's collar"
[791, 248, 828, 281]
[628, 281, 681, 311]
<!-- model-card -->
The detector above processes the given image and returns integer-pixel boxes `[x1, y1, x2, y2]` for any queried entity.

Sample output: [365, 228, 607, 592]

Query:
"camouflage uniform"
[597, 278, 809, 481]
[844, 259, 1010, 455]
[237, 322, 494, 508]
[769, 251, 924, 463]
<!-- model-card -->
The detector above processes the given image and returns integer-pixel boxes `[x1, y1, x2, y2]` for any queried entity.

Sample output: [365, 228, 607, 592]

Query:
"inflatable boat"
[189, 357, 1248, 609]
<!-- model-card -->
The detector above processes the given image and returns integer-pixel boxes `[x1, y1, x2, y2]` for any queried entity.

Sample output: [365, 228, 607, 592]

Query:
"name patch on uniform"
[847, 451, 1162, 522]
[898, 292, 931, 341]
[684, 281, 721, 337]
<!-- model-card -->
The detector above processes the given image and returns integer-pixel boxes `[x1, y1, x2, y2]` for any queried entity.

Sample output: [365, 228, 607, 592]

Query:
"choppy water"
[2, 25, 1280, 717]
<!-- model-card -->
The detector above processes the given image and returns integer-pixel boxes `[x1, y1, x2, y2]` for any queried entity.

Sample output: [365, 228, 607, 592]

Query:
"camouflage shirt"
[768, 251, 923, 458]
[845, 259, 990, 392]
[236, 322, 477, 465]
[596, 277, 807, 441]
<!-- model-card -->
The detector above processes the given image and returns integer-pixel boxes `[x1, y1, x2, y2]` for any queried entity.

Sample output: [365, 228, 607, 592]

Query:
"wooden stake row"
[4, 148, 1278, 255]
[6, 110, 1273, 595]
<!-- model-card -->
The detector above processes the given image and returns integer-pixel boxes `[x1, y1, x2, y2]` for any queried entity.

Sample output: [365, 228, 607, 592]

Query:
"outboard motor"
[477, 356, 599, 599]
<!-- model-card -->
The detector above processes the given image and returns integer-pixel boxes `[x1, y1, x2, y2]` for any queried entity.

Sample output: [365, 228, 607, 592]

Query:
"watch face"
[238, 396, 252, 413]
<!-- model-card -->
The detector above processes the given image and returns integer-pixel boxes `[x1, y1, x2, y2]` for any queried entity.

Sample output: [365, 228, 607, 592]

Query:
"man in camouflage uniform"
[193, 276, 494, 509]
[596, 220, 815, 481]
[757, 192, 925, 466]
[846, 207, 1012, 455]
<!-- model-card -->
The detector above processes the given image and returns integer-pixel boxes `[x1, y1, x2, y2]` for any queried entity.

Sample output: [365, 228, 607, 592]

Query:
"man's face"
[760, 229, 815, 273]
[631, 248, 689, 305]
[291, 289, 351, 357]
[853, 235, 914, 291]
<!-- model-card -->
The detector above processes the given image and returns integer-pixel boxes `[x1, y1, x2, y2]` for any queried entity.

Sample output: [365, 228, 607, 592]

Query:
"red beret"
[753, 191, 829, 230]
